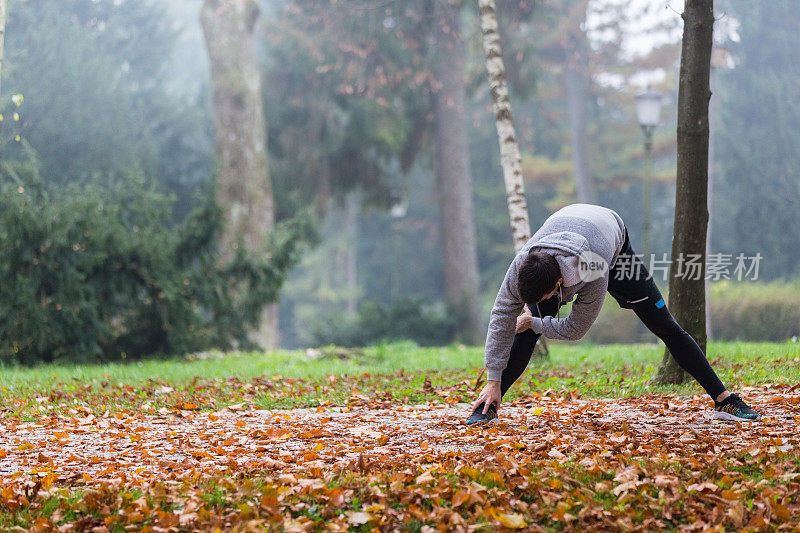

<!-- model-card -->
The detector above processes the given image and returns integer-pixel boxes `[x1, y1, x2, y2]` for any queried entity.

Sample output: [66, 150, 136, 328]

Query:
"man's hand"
[471, 380, 501, 414]
[515, 305, 533, 334]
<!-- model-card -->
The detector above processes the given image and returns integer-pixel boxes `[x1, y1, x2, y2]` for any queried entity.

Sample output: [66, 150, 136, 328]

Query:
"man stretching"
[468, 204, 761, 424]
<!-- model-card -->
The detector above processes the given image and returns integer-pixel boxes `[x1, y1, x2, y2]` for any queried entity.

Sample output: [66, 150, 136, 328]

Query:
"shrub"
[0, 160, 312, 364]
[583, 301, 642, 344]
[709, 280, 800, 342]
[582, 280, 800, 344]
[306, 298, 458, 348]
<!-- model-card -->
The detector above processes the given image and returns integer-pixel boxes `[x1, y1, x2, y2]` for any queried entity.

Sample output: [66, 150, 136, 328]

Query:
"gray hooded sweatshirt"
[484, 204, 626, 381]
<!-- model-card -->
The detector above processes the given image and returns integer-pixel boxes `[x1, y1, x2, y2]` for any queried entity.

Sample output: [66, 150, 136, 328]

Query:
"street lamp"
[635, 85, 664, 260]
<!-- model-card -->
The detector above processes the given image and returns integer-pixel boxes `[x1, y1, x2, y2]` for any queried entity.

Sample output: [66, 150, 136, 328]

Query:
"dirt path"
[2, 385, 797, 488]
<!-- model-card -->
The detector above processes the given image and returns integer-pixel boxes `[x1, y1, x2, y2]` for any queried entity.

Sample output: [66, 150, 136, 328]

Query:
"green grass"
[518, 339, 800, 397]
[0, 341, 474, 389]
[0, 340, 798, 418]
[2, 340, 798, 389]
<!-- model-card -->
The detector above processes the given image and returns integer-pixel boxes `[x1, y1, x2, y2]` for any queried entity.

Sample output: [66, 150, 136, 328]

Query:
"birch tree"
[654, 0, 714, 384]
[478, 0, 531, 251]
[480, 0, 550, 357]
[200, 0, 278, 348]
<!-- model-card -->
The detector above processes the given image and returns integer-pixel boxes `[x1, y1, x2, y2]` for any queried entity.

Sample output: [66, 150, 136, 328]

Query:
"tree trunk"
[433, 0, 483, 345]
[200, 0, 278, 349]
[477, 0, 531, 251]
[0, 0, 6, 96]
[705, 65, 716, 341]
[564, 22, 597, 205]
[654, 0, 713, 385]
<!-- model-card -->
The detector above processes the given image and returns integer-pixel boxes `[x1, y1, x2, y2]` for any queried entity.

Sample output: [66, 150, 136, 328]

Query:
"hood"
[529, 231, 590, 288]
[552, 254, 582, 287]
[529, 231, 590, 257]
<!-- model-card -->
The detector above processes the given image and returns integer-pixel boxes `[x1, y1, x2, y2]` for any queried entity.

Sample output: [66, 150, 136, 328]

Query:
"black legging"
[499, 294, 559, 397]
[631, 303, 725, 398]
[499, 296, 726, 400]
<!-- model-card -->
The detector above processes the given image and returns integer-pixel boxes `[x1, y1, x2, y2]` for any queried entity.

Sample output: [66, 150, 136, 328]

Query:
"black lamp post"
[635, 86, 664, 260]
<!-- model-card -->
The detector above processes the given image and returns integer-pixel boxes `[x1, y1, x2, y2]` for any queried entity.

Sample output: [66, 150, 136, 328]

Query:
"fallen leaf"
[773, 502, 790, 521]
[415, 470, 435, 484]
[452, 489, 470, 508]
[495, 512, 527, 528]
[347, 511, 371, 525]
[613, 481, 639, 496]
[686, 482, 718, 493]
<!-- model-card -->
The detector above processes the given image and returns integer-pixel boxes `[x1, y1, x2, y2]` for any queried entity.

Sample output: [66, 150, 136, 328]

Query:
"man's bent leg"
[499, 294, 559, 398]
[500, 330, 539, 397]
[468, 295, 559, 424]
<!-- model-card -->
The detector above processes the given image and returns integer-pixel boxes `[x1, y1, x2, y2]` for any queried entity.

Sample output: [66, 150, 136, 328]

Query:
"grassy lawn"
[1, 340, 798, 419]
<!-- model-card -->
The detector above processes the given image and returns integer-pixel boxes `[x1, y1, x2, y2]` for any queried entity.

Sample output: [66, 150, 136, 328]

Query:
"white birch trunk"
[478, 0, 531, 252]
[479, 0, 548, 357]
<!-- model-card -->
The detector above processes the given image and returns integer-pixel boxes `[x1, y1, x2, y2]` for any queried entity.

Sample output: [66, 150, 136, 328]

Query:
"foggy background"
[1, 0, 798, 362]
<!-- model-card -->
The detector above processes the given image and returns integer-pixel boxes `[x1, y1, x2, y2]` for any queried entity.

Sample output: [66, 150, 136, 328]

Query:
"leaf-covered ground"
[2, 381, 800, 531]
[1, 343, 799, 531]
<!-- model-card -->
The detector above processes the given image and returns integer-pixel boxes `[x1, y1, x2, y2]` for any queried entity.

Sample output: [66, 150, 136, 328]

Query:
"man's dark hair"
[518, 251, 561, 304]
